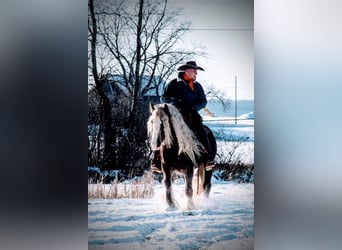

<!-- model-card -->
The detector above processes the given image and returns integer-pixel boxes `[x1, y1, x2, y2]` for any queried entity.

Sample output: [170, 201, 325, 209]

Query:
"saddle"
[181, 112, 216, 160]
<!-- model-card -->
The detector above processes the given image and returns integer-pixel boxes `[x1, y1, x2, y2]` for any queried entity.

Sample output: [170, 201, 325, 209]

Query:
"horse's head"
[147, 103, 173, 151]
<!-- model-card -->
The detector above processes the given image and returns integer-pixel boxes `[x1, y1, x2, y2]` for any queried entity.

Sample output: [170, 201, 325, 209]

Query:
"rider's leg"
[191, 115, 210, 163]
[191, 113, 215, 168]
[179, 109, 214, 167]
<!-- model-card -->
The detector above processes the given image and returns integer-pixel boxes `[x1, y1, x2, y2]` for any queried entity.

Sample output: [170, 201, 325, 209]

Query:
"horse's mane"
[147, 103, 203, 165]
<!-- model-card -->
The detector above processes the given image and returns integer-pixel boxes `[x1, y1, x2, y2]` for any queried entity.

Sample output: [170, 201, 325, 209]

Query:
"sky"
[169, 0, 254, 100]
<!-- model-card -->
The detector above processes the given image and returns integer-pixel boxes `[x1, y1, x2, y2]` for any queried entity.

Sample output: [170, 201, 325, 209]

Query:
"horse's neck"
[162, 110, 178, 148]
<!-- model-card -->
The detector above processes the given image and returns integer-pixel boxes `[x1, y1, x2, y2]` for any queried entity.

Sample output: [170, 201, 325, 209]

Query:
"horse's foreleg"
[160, 146, 176, 209]
[163, 169, 175, 208]
[162, 165, 175, 209]
[185, 167, 195, 210]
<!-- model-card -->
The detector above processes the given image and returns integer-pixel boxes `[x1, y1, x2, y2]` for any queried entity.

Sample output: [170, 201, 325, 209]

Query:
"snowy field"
[88, 182, 254, 250]
[88, 109, 254, 249]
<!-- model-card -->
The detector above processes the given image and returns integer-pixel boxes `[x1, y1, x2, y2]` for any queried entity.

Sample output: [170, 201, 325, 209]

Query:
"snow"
[88, 182, 254, 250]
[88, 108, 254, 249]
[239, 112, 254, 120]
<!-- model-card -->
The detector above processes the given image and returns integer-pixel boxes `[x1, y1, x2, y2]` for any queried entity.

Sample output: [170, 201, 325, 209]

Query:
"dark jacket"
[161, 73, 211, 158]
[160, 75, 207, 113]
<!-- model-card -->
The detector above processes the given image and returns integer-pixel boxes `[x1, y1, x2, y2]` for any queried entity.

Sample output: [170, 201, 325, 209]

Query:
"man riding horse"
[150, 61, 214, 173]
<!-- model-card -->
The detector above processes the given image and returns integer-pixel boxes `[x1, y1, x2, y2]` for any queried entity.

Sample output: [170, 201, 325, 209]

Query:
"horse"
[147, 103, 217, 210]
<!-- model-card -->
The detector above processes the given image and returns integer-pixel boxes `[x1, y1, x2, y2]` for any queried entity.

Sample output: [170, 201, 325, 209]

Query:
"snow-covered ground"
[88, 109, 254, 249]
[88, 182, 254, 250]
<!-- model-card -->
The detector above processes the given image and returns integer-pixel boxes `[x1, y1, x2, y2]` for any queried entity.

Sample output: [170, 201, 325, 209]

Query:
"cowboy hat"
[177, 61, 205, 71]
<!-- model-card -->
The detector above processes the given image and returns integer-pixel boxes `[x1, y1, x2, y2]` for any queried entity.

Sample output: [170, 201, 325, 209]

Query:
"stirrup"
[206, 160, 215, 171]
[150, 164, 162, 173]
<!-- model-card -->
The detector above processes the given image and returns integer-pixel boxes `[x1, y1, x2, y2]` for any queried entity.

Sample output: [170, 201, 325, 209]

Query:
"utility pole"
[235, 75, 237, 125]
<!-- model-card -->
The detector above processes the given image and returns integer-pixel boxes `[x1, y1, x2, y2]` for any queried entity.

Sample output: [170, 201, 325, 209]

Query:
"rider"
[150, 61, 213, 173]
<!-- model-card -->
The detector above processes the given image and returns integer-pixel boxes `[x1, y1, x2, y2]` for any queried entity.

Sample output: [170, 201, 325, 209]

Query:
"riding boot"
[197, 139, 215, 170]
[150, 150, 162, 173]
[206, 146, 215, 170]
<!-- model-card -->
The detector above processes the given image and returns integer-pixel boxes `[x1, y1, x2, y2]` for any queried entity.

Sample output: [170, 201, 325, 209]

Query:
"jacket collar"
[177, 76, 197, 85]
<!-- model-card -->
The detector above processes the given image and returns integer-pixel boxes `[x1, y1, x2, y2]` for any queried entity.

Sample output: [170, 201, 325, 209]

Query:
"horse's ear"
[149, 102, 155, 113]
[163, 103, 169, 113]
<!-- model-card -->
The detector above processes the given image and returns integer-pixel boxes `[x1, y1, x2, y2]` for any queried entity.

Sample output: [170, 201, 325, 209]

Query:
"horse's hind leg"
[185, 167, 195, 210]
[203, 169, 213, 198]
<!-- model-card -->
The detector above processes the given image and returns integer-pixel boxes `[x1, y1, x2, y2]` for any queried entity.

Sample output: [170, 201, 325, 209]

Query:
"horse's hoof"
[165, 206, 177, 211]
[187, 201, 195, 210]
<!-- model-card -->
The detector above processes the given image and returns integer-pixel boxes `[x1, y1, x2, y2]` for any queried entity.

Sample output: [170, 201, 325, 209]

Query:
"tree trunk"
[89, 0, 116, 170]
[129, 0, 144, 124]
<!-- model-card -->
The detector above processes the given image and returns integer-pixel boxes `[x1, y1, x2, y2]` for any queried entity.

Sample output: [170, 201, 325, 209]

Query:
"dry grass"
[88, 171, 155, 199]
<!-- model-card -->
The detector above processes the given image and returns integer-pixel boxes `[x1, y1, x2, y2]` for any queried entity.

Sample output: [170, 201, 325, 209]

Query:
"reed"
[88, 171, 155, 199]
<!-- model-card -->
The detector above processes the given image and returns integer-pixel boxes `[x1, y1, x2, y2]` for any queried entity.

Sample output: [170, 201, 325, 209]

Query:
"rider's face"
[185, 68, 197, 81]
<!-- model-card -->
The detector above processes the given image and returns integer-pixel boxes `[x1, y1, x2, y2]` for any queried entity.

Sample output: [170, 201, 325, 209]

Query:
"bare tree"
[94, 0, 204, 119]
[204, 83, 231, 112]
[89, 0, 117, 170]
[88, 0, 205, 170]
